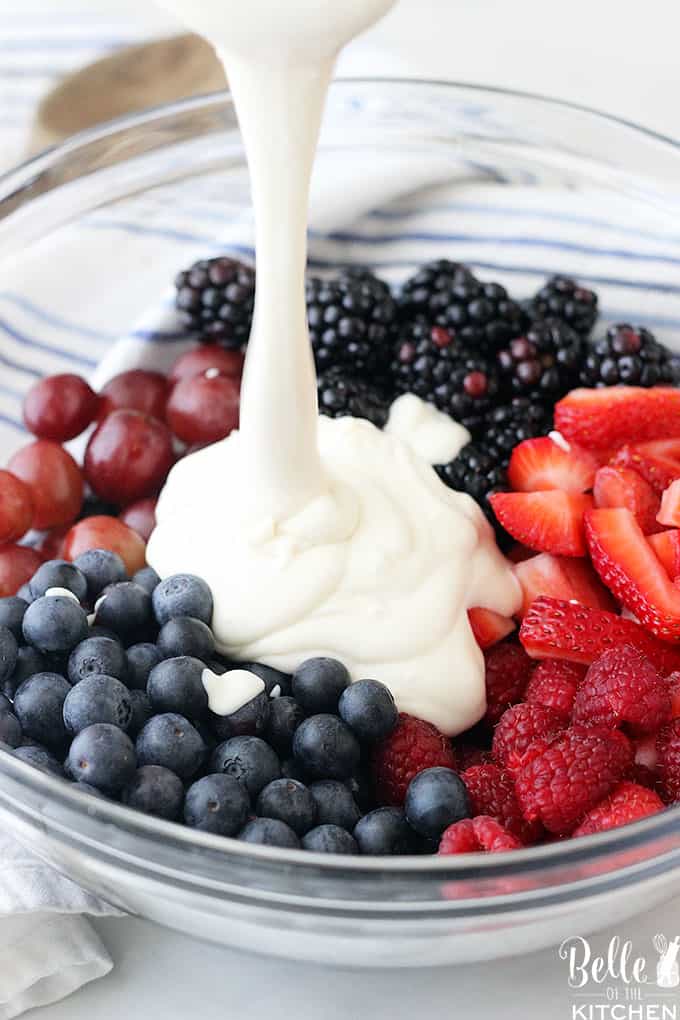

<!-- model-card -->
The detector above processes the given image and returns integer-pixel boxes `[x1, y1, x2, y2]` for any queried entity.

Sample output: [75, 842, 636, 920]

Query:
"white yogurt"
[148, 0, 521, 735]
[202, 667, 266, 717]
[385, 394, 471, 465]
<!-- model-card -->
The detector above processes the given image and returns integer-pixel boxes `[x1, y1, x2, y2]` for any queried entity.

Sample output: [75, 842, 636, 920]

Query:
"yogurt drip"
[148, 0, 521, 735]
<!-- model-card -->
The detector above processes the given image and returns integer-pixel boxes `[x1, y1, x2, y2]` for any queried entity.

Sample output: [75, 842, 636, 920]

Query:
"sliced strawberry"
[554, 387, 680, 451]
[468, 608, 516, 649]
[611, 441, 680, 494]
[513, 553, 615, 618]
[489, 491, 592, 557]
[658, 479, 680, 529]
[648, 530, 680, 579]
[586, 507, 680, 641]
[593, 465, 661, 535]
[507, 437, 597, 493]
[519, 596, 680, 675]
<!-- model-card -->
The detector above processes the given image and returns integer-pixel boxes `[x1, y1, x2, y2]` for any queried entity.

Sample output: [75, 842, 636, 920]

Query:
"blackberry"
[306, 271, 397, 376]
[483, 399, 554, 464]
[317, 368, 390, 428]
[527, 275, 598, 337]
[399, 260, 525, 354]
[497, 319, 583, 400]
[175, 256, 255, 348]
[435, 443, 507, 526]
[391, 322, 500, 433]
[579, 323, 678, 388]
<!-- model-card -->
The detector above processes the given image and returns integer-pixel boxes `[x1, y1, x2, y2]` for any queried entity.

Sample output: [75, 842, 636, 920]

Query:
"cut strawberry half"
[507, 436, 597, 493]
[468, 608, 516, 649]
[489, 491, 592, 557]
[586, 507, 680, 641]
[554, 387, 680, 451]
[611, 441, 680, 494]
[648, 529, 680, 579]
[519, 596, 680, 675]
[513, 553, 615, 618]
[658, 479, 680, 529]
[593, 465, 661, 535]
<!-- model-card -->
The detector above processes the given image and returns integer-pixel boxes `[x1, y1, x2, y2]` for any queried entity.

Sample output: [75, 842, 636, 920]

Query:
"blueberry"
[0, 710, 22, 748]
[0, 624, 18, 687]
[29, 560, 88, 602]
[292, 657, 350, 714]
[292, 714, 360, 780]
[209, 736, 280, 798]
[66, 723, 137, 792]
[265, 696, 304, 755]
[213, 688, 270, 740]
[308, 780, 361, 830]
[94, 582, 152, 644]
[125, 642, 162, 690]
[0, 596, 28, 640]
[404, 767, 470, 840]
[183, 774, 250, 836]
[338, 679, 397, 743]
[4, 646, 46, 700]
[0, 693, 11, 714]
[13, 744, 64, 777]
[74, 549, 127, 600]
[353, 807, 414, 855]
[243, 662, 292, 698]
[132, 566, 160, 596]
[157, 617, 215, 662]
[280, 756, 308, 784]
[135, 712, 205, 780]
[87, 625, 120, 642]
[256, 778, 317, 836]
[152, 573, 213, 626]
[63, 674, 132, 735]
[147, 656, 208, 721]
[122, 764, 184, 820]
[14, 672, 71, 747]
[127, 690, 153, 737]
[23, 596, 89, 654]
[239, 818, 300, 848]
[68, 636, 126, 686]
[301, 825, 358, 854]
[16, 584, 33, 604]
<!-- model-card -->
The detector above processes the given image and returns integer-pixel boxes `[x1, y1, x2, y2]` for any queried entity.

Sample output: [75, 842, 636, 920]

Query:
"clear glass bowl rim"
[0, 77, 679, 886]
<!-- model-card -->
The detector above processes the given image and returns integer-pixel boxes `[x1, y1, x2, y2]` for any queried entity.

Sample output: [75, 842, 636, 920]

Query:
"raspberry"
[370, 713, 456, 807]
[525, 659, 585, 719]
[573, 781, 664, 837]
[492, 702, 565, 770]
[572, 645, 670, 736]
[462, 762, 543, 844]
[438, 816, 522, 854]
[656, 719, 680, 803]
[514, 726, 633, 835]
[454, 742, 492, 772]
[667, 672, 680, 719]
[483, 641, 535, 726]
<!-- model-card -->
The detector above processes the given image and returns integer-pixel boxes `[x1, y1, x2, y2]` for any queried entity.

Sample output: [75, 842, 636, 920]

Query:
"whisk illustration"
[654, 934, 680, 988]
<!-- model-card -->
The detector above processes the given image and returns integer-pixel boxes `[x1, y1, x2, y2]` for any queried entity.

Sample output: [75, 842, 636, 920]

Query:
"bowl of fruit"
[0, 80, 679, 967]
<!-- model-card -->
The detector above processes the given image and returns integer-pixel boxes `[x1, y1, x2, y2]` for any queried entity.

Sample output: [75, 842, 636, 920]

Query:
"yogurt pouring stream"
[147, 0, 521, 735]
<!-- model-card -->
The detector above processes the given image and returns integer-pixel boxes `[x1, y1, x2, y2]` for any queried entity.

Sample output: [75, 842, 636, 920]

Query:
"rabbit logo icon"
[654, 933, 680, 988]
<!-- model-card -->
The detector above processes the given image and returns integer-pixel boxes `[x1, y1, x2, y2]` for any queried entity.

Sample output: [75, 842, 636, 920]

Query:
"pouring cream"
[147, 0, 521, 735]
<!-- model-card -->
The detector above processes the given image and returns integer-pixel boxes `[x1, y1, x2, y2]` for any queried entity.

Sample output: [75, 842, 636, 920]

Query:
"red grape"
[166, 371, 240, 444]
[84, 409, 174, 505]
[23, 373, 99, 441]
[63, 516, 146, 574]
[8, 440, 84, 529]
[0, 471, 34, 543]
[169, 346, 244, 384]
[119, 497, 157, 542]
[0, 544, 42, 597]
[98, 370, 170, 422]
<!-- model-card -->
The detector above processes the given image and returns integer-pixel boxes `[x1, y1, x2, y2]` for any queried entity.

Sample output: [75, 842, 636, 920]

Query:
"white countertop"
[4, 2, 680, 1017]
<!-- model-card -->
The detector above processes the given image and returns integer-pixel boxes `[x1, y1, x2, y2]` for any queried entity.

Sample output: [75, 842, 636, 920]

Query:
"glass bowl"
[1, 80, 680, 967]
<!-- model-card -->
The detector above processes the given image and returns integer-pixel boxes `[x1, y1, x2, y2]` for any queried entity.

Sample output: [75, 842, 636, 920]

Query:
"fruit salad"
[0, 257, 679, 857]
